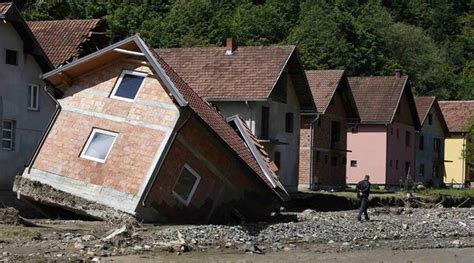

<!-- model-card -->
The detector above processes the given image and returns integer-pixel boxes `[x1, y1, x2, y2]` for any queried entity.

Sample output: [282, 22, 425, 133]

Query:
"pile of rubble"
[0, 207, 472, 261]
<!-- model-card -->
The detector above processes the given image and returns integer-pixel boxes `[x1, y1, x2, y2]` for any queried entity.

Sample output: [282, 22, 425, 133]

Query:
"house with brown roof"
[414, 97, 449, 187]
[155, 38, 317, 193]
[0, 2, 55, 190]
[439, 101, 474, 187]
[28, 19, 109, 67]
[346, 72, 420, 187]
[14, 35, 288, 223]
[299, 70, 359, 190]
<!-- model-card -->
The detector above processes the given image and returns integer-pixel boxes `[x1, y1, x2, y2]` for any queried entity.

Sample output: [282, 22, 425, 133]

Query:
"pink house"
[346, 72, 420, 187]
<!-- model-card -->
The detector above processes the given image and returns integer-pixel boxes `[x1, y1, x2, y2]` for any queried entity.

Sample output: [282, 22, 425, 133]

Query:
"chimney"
[395, 69, 401, 78]
[225, 37, 237, 55]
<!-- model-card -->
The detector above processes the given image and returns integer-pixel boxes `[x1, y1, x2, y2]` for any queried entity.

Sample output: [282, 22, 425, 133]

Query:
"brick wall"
[299, 89, 349, 189]
[143, 116, 280, 223]
[32, 61, 179, 196]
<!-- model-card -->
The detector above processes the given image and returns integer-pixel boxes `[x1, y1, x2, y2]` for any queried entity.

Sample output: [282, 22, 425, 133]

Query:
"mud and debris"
[0, 207, 472, 261]
[13, 176, 137, 224]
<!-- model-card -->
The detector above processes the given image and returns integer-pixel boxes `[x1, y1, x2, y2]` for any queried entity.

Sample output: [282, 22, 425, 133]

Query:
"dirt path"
[103, 246, 474, 263]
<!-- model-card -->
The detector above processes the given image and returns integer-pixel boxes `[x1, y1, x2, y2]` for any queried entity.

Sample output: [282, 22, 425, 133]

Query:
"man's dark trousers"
[357, 196, 369, 221]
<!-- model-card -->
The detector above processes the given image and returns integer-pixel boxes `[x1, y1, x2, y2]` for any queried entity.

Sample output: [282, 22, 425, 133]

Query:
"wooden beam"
[58, 72, 71, 87]
[113, 48, 144, 57]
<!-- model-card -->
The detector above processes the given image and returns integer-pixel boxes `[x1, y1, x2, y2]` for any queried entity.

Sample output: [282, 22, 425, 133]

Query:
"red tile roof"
[306, 70, 344, 113]
[155, 46, 316, 112]
[28, 19, 102, 67]
[439, 101, 474, 133]
[414, 96, 436, 125]
[148, 47, 289, 201]
[0, 2, 11, 14]
[348, 76, 408, 124]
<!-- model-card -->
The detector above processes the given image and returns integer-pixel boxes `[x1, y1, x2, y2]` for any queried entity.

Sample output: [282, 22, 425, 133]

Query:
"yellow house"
[439, 101, 474, 187]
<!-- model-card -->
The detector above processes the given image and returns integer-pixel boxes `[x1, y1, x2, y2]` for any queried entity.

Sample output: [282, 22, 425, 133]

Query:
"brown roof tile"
[348, 76, 408, 124]
[0, 2, 11, 14]
[28, 19, 102, 67]
[439, 101, 474, 133]
[306, 70, 344, 113]
[148, 47, 289, 201]
[155, 46, 316, 112]
[414, 96, 436, 125]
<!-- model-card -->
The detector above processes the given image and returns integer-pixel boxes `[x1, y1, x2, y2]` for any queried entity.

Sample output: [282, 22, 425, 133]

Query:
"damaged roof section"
[28, 19, 109, 67]
[227, 115, 289, 200]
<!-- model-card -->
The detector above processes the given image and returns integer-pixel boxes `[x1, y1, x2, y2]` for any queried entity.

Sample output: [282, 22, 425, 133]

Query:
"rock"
[342, 242, 350, 247]
[2, 252, 9, 257]
[102, 225, 129, 241]
[81, 235, 95, 242]
[225, 242, 232, 248]
[245, 245, 265, 254]
[74, 242, 85, 250]
[402, 224, 408, 230]
[458, 222, 467, 227]
[452, 240, 461, 247]
[328, 240, 335, 244]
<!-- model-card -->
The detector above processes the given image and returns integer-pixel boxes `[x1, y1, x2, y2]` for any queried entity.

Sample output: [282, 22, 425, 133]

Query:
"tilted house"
[414, 97, 449, 187]
[346, 72, 420, 187]
[439, 101, 474, 187]
[15, 35, 289, 223]
[300, 70, 359, 190]
[0, 2, 55, 190]
[28, 19, 109, 67]
[155, 38, 317, 193]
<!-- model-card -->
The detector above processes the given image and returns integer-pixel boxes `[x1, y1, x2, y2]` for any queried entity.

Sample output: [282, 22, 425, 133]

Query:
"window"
[5, 49, 17, 65]
[315, 151, 320, 162]
[405, 162, 411, 176]
[2, 120, 15, 150]
[331, 157, 338, 167]
[110, 70, 147, 101]
[274, 151, 281, 169]
[261, 106, 269, 140]
[428, 113, 433, 125]
[405, 131, 411, 147]
[419, 164, 425, 177]
[342, 157, 347, 165]
[419, 135, 424, 150]
[325, 155, 328, 164]
[285, 112, 294, 133]
[28, 84, 39, 110]
[390, 160, 393, 167]
[396, 128, 399, 139]
[350, 160, 357, 167]
[390, 128, 393, 135]
[396, 160, 399, 170]
[433, 138, 441, 153]
[80, 129, 117, 163]
[172, 164, 201, 206]
[331, 121, 341, 149]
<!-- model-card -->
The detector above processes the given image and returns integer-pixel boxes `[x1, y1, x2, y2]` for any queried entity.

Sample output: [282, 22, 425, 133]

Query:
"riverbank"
[0, 207, 472, 262]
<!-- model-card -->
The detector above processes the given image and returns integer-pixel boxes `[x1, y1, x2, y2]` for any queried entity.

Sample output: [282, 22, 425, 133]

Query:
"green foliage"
[21, 0, 473, 100]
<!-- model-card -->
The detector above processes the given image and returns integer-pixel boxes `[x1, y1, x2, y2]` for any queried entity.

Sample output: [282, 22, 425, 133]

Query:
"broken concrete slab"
[13, 176, 136, 224]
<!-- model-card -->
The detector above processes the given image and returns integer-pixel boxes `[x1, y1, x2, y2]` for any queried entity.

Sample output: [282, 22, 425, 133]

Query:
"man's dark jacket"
[356, 179, 371, 198]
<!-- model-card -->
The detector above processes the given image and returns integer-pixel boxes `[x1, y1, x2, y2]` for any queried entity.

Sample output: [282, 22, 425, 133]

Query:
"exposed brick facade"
[299, 89, 349, 189]
[32, 61, 178, 196]
[142, 116, 280, 223]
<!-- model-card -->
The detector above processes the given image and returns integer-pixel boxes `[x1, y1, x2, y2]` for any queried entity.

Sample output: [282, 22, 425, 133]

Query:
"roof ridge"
[28, 19, 100, 23]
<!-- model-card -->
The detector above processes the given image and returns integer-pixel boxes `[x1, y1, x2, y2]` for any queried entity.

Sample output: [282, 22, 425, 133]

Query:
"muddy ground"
[0, 207, 472, 262]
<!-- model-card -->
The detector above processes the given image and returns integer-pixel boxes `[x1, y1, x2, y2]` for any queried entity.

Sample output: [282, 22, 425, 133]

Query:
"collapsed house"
[14, 35, 289, 223]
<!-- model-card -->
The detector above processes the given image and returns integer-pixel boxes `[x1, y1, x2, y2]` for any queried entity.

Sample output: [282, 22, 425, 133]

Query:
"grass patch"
[0, 225, 41, 241]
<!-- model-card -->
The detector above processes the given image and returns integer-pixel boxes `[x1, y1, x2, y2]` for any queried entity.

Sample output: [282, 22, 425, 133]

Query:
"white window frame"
[80, 128, 118, 163]
[172, 164, 201, 206]
[110, 70, 147, 102]
[2, 120, 15, 151]
[27, 84, 40, 111]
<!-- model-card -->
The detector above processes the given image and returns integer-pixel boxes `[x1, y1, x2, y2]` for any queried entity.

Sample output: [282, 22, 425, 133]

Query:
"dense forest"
[20, 0, 473, 100]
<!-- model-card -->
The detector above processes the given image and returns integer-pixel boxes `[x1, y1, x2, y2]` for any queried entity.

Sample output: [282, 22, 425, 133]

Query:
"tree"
[465, 117, 474, 169]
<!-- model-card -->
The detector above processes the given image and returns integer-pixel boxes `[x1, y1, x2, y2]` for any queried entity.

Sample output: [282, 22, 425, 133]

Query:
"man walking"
[356, 175, 371, 221]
